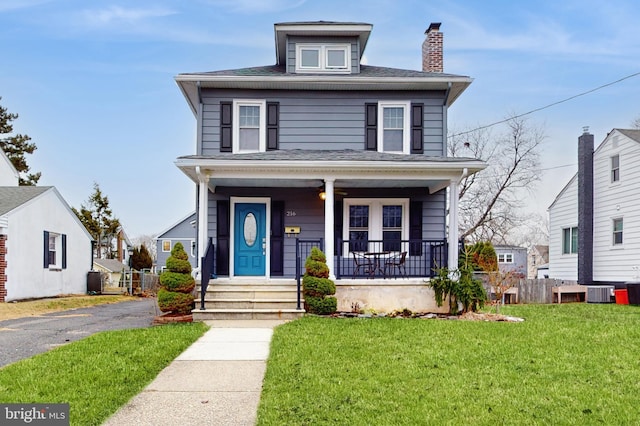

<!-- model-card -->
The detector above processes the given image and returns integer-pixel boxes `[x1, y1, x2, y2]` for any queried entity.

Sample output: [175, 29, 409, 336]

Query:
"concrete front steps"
[192, 278, 306, 321]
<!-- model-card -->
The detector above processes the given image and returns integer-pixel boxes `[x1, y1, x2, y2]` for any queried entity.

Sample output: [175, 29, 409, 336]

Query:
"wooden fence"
[477, 274, 577, 304]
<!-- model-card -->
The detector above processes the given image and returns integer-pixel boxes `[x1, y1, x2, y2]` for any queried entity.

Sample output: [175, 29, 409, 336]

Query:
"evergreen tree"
[0, 97, 40, 185]
[72, 182, 121, 258]
[131, 244, 153, 270]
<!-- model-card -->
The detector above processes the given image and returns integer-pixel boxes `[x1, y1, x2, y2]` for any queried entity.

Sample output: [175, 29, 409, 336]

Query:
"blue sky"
[1, 0, 639, 239]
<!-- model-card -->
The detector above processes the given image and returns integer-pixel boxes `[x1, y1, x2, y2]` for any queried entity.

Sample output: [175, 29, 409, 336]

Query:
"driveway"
[0, 298, 158, 368]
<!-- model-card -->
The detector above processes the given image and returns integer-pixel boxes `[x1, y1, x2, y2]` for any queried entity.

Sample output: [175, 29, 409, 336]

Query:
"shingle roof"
[177, 149, 478, 163]
[178, 64, 467, 80]
[617, 128, 640, 142]
[93, 258, 130, 273]
[0, 186, 51, 215]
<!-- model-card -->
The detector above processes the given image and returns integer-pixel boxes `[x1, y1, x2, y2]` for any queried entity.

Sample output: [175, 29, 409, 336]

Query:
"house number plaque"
[286, 210, 297, 217]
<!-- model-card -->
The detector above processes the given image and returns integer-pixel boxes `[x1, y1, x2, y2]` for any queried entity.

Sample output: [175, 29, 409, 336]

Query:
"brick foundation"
[0, 235, 6, 302]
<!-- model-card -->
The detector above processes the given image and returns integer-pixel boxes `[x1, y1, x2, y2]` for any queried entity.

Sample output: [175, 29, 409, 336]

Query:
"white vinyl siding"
[548, 175, 578, 280]
[593, 130, 640, 282]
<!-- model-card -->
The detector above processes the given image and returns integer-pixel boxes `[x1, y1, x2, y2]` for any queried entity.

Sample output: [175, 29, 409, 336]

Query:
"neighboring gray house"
[174, 21, 486, 317]
[494, 245, 528, 277]
[155, 212, 197, 271]
[549, 129, 640, 287]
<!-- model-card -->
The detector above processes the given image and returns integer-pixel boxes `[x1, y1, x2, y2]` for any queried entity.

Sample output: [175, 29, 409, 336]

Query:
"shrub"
[302, 275, 336, 298]
[157, 242, 194, 314]
[305, 247, 329, 278]
[157, 288, 194, 314]
[302, 247, 336, 315]
[304, 295, 337, 315]
[463, 241, 498, 272]
[159, 271, 195, 293]
[428, 261, 486, 315]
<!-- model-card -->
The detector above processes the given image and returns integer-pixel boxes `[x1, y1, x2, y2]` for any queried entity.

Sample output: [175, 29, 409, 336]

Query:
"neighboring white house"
[548, 129, 640, 286]
[0, 148, 93, 302]
[0, 186, 93, 301]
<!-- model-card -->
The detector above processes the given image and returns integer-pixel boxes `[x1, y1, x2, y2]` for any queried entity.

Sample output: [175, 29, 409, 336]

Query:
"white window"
[613, 218, 623, 245]
[611, 154, 620, 182]
[233, 100, 266, 153]
[562, 227, 578, 254]
[498, 253, 513, 263]
[295, 44, 350, 73]
[162, 240, 171, 252]
[378, 102, 410, 154]
[343, 199, 409, 252]
[49, 234, 58, 266]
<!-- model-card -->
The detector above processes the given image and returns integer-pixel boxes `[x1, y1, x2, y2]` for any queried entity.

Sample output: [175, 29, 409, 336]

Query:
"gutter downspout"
[442, 82, 452, 156]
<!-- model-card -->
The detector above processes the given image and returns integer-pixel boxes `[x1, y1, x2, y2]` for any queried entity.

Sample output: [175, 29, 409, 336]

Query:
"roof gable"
[0, 186, 51, 215]
[274, 21, 372, 65]
[156, 212, 196, 239]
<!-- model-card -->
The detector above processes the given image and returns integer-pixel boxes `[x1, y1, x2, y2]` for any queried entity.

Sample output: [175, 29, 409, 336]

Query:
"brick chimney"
[422, 22, 443, 73]
[577, 128, 594, 286]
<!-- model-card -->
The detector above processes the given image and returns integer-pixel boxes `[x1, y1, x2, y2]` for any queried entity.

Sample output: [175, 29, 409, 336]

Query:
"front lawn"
[257, 304, 640, 425]
[0, 322, 208, 426]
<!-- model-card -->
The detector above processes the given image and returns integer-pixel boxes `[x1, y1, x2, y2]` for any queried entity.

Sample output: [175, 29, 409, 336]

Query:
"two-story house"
[174, 21, 486, 318]
[548, 129, 640, 287]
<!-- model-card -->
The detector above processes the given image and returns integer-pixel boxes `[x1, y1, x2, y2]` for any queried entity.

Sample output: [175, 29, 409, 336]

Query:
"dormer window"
[296, 44, 350, 73]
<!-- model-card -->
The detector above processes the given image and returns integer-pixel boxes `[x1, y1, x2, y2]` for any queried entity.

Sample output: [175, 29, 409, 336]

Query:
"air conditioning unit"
[587, 286, 614, 303]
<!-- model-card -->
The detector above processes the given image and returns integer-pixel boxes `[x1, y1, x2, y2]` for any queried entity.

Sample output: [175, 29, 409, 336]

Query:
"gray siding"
[200, 89, 446, 156]
[205, 187, 445, 277]
[156, 213, 198, 270]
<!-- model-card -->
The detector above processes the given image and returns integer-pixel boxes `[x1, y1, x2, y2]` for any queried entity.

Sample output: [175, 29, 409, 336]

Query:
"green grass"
[0, 322, 208, 426]
[257, 304, 640, 425]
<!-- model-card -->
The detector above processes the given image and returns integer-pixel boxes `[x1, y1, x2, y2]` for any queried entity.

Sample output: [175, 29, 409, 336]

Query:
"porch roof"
[175, 150, 486, 194]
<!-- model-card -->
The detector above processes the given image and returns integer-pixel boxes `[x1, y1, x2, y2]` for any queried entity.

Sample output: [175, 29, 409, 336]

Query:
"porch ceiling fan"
[317, 185, 347, 200]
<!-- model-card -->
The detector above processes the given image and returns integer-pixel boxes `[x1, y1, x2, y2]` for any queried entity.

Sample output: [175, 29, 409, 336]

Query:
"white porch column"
[324, 179, 335, 279]
[448, 180, 459, 271]
[197, 172, 209, 272]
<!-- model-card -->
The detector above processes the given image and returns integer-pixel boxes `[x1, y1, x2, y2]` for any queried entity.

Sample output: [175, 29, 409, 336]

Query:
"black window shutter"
[411, 103, 424, 154]
[334, 201, 343, 255]
[62, 234, 67, 269]
[266, 102, 279, 151]
[43, 230, 49, 268]
[220, 102, 232, 152]
[409, 201, 423, 256]
[270, 201, 284, 276]
[365, 103, 377, 150]
[216, 200, 230, 276]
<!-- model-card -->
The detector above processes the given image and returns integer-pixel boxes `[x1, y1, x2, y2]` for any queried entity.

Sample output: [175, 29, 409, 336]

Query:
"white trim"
[295, 43, 351, 74]
[448, 181, 459, 271]
[232, 100, 266, 153]
[377, 101, 411, 154]
[230, 197, 271, 278]
[342, 198, 410, 253]
[324, 179, 335, 279]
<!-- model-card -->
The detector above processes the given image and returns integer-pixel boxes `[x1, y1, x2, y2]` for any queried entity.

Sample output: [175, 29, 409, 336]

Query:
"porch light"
[319, 191, 326, 200]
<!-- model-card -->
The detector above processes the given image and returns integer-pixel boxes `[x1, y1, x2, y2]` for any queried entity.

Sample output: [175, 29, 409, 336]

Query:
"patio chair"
[352, 252, 373, 278]
[384, 251, 407, 279]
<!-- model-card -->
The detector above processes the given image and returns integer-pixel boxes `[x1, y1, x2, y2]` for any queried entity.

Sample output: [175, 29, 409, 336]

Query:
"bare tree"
[449, 115, 545, 243]
[632, 115, 640, 129]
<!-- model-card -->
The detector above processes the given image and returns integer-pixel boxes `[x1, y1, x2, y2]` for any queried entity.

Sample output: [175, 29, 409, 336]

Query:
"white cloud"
[79, 6, 176, 28]
[0, 0, 51, 13]
[201, 0, 307, 14]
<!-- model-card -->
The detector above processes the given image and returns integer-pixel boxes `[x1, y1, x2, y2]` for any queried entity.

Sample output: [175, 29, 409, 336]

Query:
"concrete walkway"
[103, 320, 286, 426]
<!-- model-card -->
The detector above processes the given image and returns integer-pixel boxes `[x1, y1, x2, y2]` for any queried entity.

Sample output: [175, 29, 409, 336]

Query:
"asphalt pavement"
[0, 298, 158, 368]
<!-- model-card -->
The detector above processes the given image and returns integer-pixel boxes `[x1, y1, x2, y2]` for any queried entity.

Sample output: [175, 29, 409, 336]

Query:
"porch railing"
[335, 239, 448, 279]
[295, 239, 324, 310]
[199, 238, 215, 310]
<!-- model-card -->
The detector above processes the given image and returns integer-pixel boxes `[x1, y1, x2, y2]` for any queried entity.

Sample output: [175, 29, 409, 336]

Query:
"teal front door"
[234, 203, 266, 276]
